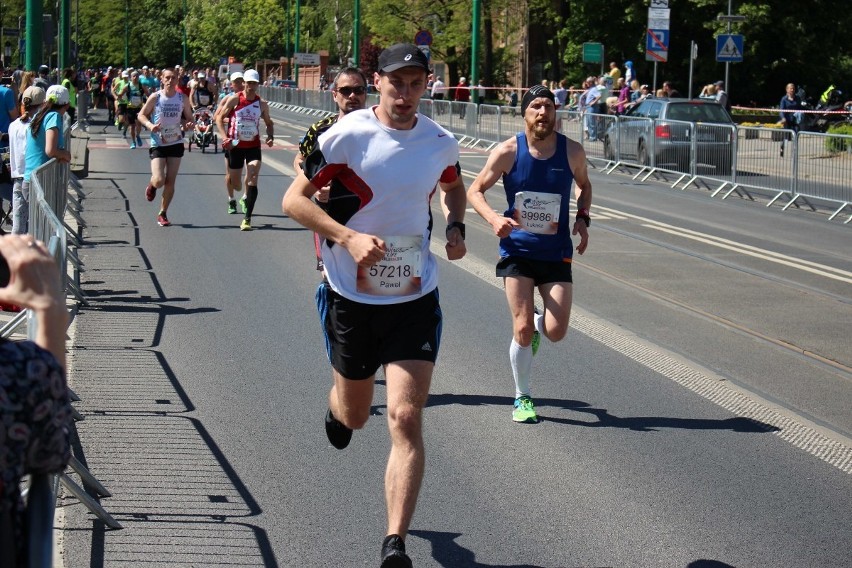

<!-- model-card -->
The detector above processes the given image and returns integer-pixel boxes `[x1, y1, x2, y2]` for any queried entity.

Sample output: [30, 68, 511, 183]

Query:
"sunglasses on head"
[336, 86, 366, 96]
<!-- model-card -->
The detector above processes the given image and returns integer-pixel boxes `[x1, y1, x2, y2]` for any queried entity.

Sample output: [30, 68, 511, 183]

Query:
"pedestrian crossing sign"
[716, 34, 744, 62]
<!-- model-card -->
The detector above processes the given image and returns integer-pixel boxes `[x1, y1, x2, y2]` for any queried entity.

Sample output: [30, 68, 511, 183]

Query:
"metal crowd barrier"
[261, 86, 852, 223]
[16, 124, 121, 566]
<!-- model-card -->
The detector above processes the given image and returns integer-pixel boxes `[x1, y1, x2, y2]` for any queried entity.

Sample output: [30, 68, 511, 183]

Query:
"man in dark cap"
[283, 42, 467, 568]
[33, 65, 51, 90]
[467, 84, 593, 424]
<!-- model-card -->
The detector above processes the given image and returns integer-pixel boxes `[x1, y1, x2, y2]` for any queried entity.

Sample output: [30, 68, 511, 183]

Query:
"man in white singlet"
[283, 43, 467, 568]
[215, 69, 274, 231]
[137, 69, 195, 227]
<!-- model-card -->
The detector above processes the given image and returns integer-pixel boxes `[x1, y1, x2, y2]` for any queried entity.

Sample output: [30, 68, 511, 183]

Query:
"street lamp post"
[124, 0, 129, 67]
[182, 0, 187, 65]
[294, 0, 300, 84]
[353, 0, 360, 68]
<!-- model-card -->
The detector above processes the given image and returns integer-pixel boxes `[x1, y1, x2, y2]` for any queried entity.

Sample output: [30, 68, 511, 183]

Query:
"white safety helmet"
[243, 69, 260, 83]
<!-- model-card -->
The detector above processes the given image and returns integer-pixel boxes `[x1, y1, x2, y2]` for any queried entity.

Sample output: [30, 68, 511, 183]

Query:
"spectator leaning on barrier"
[7, 86, 45, 235]
[22, 85, 72, 229]
[0, 234, 73, 568]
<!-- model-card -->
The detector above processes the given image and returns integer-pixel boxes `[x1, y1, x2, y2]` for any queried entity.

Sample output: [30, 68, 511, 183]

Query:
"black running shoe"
[381, 534, 412, 568]
[325, 408, 352, 450]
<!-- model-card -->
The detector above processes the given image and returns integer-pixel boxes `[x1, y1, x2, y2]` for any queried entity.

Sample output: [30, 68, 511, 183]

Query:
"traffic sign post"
[716, 34, 744, 62]
[645, 29, 669, 62]
[582, 42, 604, 75]
[646, 1, 670, 92]
[417, 45, 431, 64]
[414, 29, 432, 46]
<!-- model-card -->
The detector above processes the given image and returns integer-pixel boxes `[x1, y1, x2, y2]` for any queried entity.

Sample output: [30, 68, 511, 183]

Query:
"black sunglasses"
[336, 86, 366, 96]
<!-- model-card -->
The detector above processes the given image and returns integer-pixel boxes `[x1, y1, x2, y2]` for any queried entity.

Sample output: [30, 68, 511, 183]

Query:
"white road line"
[645, 225, 852, 284]
[592, 204, 852, 282]
[431, 241, 852, 474]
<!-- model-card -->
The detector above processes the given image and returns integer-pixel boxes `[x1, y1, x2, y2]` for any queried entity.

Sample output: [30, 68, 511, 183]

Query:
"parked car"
[603, 98, 735, 175]
[272, 79, 298, 88]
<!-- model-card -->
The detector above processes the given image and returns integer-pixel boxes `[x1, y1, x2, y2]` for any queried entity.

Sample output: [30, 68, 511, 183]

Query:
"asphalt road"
[59, 107, 851, 568]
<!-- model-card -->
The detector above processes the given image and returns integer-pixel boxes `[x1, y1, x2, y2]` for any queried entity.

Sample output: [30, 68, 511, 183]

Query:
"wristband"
[446, 221, 466, 239]
[576, 208, 591, 227]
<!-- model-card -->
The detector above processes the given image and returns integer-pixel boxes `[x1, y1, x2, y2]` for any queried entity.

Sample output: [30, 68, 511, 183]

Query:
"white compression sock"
[534, 311, 545, 335]
[510, 338, 533, 399]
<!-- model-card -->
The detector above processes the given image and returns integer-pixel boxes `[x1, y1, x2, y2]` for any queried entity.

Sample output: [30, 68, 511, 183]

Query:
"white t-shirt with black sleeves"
[314, 107, 460, 305]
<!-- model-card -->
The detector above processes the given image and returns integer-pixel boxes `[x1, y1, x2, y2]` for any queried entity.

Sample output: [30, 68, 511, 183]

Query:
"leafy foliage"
[3, 0, 850, 107]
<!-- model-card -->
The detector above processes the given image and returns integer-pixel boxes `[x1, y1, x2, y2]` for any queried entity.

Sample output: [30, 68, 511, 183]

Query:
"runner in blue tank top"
[468, 84, 593, 424]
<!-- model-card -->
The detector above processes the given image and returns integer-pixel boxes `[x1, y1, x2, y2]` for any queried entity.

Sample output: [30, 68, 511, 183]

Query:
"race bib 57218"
[356, 235, 423, 296]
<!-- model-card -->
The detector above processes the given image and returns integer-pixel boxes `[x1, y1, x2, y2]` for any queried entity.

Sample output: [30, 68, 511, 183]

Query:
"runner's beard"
[531, 120, 554, 140]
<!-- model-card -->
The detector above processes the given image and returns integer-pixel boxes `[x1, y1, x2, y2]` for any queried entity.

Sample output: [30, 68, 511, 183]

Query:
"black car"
[604, 98, 735, 175]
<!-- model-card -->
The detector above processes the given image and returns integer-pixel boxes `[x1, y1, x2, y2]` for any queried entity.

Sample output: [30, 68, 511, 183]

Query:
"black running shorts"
[149, 143, 185, 159]
[315, 282, 442, 380]
[227, 145, 262, 169]
[496, 256, 573, 286]
[125, 108, 140, 125]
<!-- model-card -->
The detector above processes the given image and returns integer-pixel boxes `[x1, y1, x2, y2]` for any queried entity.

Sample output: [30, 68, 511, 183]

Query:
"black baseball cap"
[378, 43, 430, 74]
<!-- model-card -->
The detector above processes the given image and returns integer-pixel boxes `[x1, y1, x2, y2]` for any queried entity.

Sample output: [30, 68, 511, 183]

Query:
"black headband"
[521, 85, 556, 114]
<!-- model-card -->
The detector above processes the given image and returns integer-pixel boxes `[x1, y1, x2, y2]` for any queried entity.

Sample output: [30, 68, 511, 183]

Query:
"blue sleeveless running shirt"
[500, 132, 575, 262]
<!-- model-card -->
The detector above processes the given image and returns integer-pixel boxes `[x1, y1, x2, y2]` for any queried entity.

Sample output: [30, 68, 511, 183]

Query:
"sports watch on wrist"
[446, 221, 466, 239]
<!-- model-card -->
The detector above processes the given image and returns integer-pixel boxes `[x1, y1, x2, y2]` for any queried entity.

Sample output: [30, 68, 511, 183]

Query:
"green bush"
[825, 123, 852, 153]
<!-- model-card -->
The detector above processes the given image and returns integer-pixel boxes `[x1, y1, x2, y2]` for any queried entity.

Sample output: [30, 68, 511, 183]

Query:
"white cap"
[46, 84, 71, 105]
[230, 71, 244, 82]
[197, 72, 206, 79]
[460, 77, 466, 83]
[244, 69, 260, 83]
[142, 65, 149, 70]
[121, 71, 129, 78]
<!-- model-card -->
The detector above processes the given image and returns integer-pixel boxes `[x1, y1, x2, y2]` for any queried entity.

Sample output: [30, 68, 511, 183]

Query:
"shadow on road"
[423, 392, 778, 433]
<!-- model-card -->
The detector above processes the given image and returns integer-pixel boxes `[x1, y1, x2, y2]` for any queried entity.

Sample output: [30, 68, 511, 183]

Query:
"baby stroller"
[188, 107, 218, 153]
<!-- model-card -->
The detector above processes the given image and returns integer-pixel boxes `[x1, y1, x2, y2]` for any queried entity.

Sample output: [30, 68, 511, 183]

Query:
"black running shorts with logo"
[118, 103, 128, 116]
[496, 256, 573, 286]
[227, 145, 262, 169]
[149, 143, 185, 159]
[315, 282, 442, 380]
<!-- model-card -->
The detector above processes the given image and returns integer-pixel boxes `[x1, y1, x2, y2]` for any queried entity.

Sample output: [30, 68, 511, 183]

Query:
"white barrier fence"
[259, 87, 852, 223]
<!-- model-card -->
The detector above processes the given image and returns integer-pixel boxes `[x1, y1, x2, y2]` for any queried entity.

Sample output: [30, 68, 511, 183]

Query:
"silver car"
[604, 98, 735, 175]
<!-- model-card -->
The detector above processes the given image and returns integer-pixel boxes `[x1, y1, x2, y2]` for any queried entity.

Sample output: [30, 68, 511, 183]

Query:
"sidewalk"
[56, 118, 272, 567]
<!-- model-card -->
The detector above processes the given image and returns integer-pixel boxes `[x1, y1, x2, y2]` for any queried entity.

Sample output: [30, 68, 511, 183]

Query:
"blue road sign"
[716, 34, 744, 62]
[415, 29, 433, 46]
[646, 29, 669, 62]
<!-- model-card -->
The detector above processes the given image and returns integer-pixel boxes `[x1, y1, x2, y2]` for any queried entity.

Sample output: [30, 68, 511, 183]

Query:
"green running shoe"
[531, 307, 541, 355]
[227, 200, 237, 214]
[240, 219, 252, 231]
[239, 195, 247, 214]
[512, 396, 538, 424]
